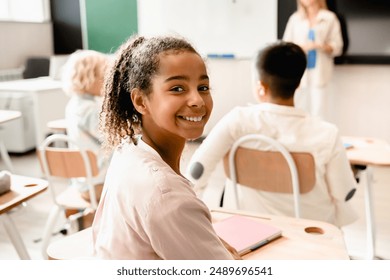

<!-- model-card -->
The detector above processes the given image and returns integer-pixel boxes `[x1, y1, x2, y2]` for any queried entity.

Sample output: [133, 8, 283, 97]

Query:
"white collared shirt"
[65, 94, 108, 185]
[92, 139, 233, 259]
[186, 103, 358, 227]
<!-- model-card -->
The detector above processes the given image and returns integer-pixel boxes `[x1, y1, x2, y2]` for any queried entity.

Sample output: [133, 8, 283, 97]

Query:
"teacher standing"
[283, 0, 343, 120]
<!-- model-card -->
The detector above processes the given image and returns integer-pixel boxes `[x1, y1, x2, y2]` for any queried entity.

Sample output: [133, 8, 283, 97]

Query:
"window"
[0, 0, 50, 22]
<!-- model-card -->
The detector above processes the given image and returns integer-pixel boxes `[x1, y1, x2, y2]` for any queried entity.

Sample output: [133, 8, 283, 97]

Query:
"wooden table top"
[211, 208, 349, 260]
[342, 136, 390, 166]
[0, 175, 48, 215]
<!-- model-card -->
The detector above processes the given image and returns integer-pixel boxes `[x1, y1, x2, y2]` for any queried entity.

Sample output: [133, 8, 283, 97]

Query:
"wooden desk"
[0, 110, 22, 171]
[47, 208, 349, 260]
[212, 209, 349, 260]
[0, 175, 48, 259]
[343, 136, 390, 260]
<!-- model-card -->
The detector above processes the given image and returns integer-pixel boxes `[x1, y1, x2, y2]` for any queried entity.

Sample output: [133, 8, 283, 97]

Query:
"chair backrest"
[222, 134, 316, 218]
[37, 134, 100, 209]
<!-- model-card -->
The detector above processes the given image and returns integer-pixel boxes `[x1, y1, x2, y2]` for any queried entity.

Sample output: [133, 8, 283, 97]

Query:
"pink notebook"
[213, 215, 282, 256]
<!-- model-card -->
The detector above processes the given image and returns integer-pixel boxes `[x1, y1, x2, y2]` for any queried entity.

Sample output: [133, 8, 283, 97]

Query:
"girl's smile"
[136, 51, 213, 143]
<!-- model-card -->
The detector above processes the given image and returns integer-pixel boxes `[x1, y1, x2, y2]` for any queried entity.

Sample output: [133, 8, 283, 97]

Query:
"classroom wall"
[0, 21, 53, 70]
[328, 65, 390, 143]
[138, 0, 277, 59]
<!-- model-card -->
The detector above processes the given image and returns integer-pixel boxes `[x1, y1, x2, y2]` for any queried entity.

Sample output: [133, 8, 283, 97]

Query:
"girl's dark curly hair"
[100, 35, 198, 150]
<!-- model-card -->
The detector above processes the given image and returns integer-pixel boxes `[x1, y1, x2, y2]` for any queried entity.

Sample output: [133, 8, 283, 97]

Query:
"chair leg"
[41, 205, 62, 259]
[0, 140, 14, 173]
[219, 187, 225, 207]
[0, 214, 31, 259]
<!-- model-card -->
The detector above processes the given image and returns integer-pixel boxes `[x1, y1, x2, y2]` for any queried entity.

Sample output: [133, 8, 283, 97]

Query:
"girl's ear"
[131, 88, 148, 115]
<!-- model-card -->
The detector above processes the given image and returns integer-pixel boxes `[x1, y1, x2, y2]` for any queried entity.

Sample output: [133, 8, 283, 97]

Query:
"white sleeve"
[325, 133, 358, 226]
[282, 15, 294, 42]
[185, 109, 240, 195]
[327, 13, 343, 57]
[79, 102, 101, 141]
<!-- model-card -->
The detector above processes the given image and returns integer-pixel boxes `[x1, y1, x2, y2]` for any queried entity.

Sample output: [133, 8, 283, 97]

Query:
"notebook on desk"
[213, 215, 282, 256]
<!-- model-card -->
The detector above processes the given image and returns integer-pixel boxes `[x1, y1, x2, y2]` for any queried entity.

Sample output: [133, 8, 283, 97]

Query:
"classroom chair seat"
[47, 227, 94, 260]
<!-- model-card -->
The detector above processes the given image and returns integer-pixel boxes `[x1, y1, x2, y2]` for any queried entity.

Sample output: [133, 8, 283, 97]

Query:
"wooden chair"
[223, 134, 316, 218]
[37, 134, 100, 259]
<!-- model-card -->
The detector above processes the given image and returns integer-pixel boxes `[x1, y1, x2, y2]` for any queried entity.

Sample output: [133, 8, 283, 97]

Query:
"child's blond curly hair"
[62, 50, 108, 96]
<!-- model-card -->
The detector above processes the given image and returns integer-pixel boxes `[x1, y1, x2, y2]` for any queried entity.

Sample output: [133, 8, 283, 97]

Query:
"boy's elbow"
[188, 161, 205, 180]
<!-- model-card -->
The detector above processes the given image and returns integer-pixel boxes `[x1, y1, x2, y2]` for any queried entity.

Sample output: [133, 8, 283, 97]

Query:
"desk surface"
[47, 208, 349, 260]
[343, 136, 390, 166]
[0, 175, 48, 215]
[0, 110, 22, 124]
[0, 77, 62, 92]
[212, 209, 349, 260]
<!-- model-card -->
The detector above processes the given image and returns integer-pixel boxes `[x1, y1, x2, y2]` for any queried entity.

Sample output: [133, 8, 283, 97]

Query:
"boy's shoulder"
[305, 115, 339, 133]
[311, 116, 338, 129]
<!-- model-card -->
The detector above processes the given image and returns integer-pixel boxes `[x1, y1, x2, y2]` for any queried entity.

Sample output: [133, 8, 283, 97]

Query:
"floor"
[1, 65, 389, 260]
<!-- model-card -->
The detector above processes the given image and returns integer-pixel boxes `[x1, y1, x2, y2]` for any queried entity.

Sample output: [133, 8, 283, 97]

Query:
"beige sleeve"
[146, 190, 234, 260]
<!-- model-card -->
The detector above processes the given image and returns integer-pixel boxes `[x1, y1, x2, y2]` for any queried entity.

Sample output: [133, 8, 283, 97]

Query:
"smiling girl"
[91, 35, 238, 260]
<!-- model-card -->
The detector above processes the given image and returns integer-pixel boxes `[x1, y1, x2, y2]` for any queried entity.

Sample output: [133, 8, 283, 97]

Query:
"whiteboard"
[137, 0, 277, 59]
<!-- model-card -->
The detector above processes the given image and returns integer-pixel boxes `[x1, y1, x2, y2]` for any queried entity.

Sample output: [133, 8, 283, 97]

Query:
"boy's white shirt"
[186, 103, 358, 227]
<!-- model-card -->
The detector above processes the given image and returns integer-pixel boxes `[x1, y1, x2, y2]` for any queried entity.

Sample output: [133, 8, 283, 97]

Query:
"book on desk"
[213, 215, 282, 256]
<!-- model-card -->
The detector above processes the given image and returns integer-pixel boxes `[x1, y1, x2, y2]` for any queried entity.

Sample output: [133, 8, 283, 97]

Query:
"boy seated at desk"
[186, 41, 358, 228]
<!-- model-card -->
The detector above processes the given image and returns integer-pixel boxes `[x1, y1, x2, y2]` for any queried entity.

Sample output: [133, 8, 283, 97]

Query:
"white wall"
[0, 21, 53, 70]
[204, 58, 256, 135]
[137, 0, 277, 59]
[327, 65, 390, 143]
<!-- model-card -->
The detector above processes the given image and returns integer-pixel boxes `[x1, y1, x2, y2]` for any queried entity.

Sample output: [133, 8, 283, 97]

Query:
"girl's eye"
[170, 86, 184, 92]
[198, 85, 210, 92]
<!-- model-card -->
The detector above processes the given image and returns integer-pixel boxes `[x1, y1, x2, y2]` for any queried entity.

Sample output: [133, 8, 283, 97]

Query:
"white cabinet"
[0, 77, 69, 152]
[0, 92, 35, 153]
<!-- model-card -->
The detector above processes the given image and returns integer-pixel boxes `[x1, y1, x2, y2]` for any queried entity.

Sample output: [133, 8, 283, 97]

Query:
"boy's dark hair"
[255, 41, 306, 99]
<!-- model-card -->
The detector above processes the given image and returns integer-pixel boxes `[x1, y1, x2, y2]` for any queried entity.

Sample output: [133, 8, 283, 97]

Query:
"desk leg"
[0, 214, 31, 259]
[0, 140, 14, 172]
[363, 167, 376, 260]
